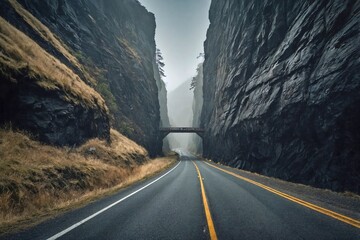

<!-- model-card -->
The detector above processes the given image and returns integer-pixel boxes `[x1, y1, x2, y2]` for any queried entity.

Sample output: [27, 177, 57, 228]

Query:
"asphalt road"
[3, 151, 360, 240]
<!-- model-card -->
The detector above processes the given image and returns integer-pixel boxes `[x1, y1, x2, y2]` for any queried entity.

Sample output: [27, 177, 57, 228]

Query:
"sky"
[139, 0, 211, 91]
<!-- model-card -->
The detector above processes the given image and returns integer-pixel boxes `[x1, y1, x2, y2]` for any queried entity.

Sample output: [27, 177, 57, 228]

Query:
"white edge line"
[47, 161, 181, 240]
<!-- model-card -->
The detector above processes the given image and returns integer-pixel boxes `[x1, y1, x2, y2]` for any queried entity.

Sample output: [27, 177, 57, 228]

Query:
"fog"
[166, 80, 194, 148]
[138, 0, 211, 91]
[139, 0, 210, 151]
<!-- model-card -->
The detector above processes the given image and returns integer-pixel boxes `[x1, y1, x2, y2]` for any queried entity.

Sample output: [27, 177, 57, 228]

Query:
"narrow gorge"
[1, 0, 360, 238]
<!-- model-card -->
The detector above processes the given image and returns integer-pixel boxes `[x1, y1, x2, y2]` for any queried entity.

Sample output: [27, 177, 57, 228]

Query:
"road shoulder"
[1, 155, 178, 236]
[204, 160, 360, 223]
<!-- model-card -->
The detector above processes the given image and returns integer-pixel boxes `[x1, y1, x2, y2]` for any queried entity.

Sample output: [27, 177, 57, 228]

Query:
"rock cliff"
[190, 63, 203, 154]
[0, 0, 164, 155]
[0, 7, 110, 146]
[154, 59, 171, 152]
[201, 0, 360, 193]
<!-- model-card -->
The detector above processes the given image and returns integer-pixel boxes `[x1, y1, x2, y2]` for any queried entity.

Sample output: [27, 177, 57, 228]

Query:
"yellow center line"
[192, 161, 218, 240]
[204, 161, 360, 229]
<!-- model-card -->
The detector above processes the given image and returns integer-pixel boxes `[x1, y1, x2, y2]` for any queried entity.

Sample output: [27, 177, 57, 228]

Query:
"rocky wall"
[202, 0, 360, 193]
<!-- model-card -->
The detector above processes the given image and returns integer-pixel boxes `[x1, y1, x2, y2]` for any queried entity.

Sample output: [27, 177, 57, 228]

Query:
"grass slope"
[0, 15, 107, 112]
[8, 0, 96, 86]
[0, 128, 176, 234]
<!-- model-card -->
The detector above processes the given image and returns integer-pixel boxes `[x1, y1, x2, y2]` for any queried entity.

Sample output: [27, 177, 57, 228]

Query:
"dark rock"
[0, 0, 164, 155]
[0, 78, 110, 146]
[190, 63, 204, 154]
[201, 0, 360, 193]
[87, 147, 97, 154]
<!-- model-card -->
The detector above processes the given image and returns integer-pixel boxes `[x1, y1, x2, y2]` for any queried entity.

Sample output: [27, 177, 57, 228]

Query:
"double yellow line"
[205, 161, 360, 229]
[193, 162, 218, 240]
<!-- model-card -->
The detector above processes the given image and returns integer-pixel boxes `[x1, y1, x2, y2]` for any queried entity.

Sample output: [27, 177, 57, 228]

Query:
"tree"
[156, 48, 166, 78]
[190, 62, 203, 91]
[197, 52, 205, 59]
[190, 53, 205, 90]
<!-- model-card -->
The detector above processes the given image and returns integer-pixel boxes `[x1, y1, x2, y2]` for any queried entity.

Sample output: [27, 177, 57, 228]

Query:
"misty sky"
[139, 0, 211, 91]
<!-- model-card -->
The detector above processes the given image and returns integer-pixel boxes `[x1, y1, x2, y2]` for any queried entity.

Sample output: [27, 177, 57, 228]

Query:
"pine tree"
[156, 48, 166, 78]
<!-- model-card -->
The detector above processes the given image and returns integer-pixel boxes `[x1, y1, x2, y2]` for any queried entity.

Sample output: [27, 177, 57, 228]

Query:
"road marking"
[192, 161, 218, 240]
[47, 161, 181, 240]
[204, 161, 360, 229]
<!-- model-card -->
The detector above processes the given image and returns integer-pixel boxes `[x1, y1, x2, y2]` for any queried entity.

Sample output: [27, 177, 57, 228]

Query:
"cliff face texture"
[190, 63, 203, 154]
[0, 0, 110, 146]
[0, 0, 164, 155]
[202, 0, 360, 193]
[154, 60, 171, 152]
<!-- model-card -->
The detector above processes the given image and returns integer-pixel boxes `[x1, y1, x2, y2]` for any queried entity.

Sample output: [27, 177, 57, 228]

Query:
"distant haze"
[167, 79, 193, 148]
[138, 0, 211, 91]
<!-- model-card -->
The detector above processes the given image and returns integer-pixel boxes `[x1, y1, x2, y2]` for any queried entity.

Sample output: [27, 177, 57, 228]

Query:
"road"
[3, 150, 360, 240]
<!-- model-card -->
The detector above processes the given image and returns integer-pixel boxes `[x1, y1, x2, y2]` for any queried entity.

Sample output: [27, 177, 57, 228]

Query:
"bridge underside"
[159, 127, 204, 140]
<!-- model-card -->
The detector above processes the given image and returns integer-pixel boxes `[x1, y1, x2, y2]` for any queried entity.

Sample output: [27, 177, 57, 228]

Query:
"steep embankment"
[0, 0, 166, 156]
[201, 1, 360, 193]
[0, 128, 175, 232]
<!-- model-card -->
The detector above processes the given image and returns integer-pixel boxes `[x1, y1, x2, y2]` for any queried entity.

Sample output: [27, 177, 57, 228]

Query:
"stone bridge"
[159, 127, 204, 140]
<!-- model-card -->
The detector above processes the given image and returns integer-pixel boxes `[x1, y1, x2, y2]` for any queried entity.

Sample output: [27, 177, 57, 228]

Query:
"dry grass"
[7, 0, 96, 85]
[77, 129, 148, 167]
[0, 129, 176, 234]
[0, 16, 107, 112]
[127, 156, 176, 182]
[117, 38, 141, 63]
